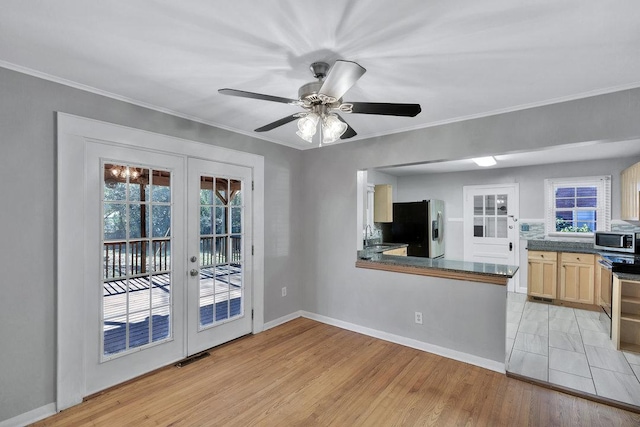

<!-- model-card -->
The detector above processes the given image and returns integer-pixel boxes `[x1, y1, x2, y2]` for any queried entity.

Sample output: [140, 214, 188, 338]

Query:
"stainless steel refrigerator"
[388, 200, 445, 258]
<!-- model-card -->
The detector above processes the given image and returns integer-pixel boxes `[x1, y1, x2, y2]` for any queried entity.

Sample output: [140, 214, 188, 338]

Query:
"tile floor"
[506, 292, 640, 407]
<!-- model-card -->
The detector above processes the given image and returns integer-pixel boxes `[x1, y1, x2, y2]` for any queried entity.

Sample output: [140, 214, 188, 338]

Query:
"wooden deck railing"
[104, 236, 241, 279]
[104, 239, 170, 279]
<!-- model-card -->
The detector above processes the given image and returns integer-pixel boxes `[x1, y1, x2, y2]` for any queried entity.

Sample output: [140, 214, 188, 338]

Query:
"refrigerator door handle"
[432, 211, 444, 241]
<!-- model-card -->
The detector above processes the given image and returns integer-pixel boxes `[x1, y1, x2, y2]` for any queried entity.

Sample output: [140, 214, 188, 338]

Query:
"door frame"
[462, 183, 520, 292]
[57, 113, 264, 411]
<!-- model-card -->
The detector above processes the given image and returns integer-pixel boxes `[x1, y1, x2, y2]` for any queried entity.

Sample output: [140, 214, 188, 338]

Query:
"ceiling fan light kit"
[219, 59, 421, 146]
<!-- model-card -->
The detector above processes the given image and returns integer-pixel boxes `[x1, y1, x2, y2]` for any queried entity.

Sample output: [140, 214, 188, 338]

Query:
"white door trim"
[56, 113, 264, 411]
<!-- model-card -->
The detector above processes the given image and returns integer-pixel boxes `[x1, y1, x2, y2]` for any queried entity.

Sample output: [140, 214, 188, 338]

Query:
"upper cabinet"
[621, 162, 640, 222]
[374, 184, 393, 223]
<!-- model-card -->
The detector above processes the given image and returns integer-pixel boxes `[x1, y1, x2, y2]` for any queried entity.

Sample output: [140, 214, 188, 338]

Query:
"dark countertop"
[356, 252, 519, 283]
[359, 242, 408, 255]
[615, 272, 640, 281]
[527, 239, 596, 254]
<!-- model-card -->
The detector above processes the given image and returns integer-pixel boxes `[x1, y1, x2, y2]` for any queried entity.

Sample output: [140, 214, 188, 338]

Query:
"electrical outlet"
[282, 287, 287, 297]
[414, 311, 423, 324]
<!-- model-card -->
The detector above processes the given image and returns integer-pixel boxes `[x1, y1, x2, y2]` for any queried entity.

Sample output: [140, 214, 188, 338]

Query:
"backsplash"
[519, 220, 640, 240]
[364, 223, 384, 245]
[519, 222, 545, 240]
[612, 222, 640, 233]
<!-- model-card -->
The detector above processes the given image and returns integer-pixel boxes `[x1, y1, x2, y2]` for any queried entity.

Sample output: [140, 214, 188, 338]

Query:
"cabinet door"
[373, 184, 393, 223]
[383, 247, 407, 256]
[621, 162, 640, 221]
[560, 262, 595, 304]
[528, 257, 557, 298]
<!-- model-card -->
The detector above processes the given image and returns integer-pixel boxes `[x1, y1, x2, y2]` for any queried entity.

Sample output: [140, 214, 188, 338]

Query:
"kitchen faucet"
[364, 225, 373, 247]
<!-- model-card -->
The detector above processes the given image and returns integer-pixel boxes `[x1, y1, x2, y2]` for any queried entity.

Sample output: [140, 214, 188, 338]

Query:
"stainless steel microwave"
[594, 231, 640, 253]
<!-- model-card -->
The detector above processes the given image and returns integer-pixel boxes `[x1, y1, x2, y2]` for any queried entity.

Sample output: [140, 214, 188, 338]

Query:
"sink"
[365, 244, 393, 250]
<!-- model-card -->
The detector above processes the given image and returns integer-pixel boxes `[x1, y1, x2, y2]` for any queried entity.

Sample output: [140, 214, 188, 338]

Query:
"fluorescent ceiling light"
[472, 156, 497, 167]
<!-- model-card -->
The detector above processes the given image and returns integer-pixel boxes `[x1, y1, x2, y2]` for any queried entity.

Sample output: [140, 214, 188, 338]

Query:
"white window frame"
[544, 175, 611, 238]
[366, 184, 375, 230]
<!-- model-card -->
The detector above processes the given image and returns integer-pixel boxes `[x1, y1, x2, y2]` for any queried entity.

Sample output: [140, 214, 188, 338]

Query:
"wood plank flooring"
[34, 318, 640, 426]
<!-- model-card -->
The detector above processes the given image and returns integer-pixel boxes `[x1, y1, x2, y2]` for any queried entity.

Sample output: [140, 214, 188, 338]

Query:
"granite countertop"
[526, 239, 597, 254]
[359, 242, 408, 255]
[615, 272, 640, 281]
[356, 253, 518, 282]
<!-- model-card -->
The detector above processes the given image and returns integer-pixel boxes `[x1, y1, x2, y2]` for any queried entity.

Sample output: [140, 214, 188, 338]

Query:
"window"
[544, 176, 611, 237]
[366, 184, 375, 229]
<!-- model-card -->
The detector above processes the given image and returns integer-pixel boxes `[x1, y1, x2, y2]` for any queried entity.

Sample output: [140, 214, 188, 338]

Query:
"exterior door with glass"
[58, 114, 264, 410]
[83, 146, 253, 396]
[187, 158, 253, 355]
[84, 141, 186, 396]
[463, 184, 519, 291]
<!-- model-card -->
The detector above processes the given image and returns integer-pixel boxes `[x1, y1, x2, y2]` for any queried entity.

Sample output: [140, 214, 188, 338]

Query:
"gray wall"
[0, 67, 304, 422]
[299, 88, 640, 377]
[394, 157, 640, 260]
[4, 63, 640, 423]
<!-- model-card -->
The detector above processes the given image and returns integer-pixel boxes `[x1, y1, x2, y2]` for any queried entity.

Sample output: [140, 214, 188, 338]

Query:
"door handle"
[509, 242, 513, 251]
[190, 269, 199, 277]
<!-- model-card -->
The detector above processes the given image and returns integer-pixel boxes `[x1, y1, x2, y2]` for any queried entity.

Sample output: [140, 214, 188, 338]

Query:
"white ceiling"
[375, 139, 640, 176]
[1, 1, 640, 150]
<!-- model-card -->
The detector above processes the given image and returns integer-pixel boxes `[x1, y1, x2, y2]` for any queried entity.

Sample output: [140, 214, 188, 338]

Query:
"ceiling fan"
[218, 60, 421, 145]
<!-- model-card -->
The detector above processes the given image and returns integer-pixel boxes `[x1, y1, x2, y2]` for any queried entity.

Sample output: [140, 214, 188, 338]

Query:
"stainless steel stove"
[599, 252, 640, 274]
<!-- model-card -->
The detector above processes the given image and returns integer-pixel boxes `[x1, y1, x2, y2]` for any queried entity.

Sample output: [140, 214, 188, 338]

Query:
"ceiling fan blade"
[318, 60, 366, 101]
[219, 88, 298, 104]
[254, 115, 298, 132]
[348, 102, 421, 117]
[335, 114, 357, 139]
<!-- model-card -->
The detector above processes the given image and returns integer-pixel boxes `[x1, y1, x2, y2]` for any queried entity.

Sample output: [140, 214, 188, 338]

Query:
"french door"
[187, 158, 253, 355]
[82, 143, 252, 396]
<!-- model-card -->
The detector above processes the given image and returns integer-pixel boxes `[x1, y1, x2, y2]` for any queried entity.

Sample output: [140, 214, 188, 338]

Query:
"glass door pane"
[198, 175, 244, 329]
[471, 192, 508, 238]
[102, 164, 172, 358]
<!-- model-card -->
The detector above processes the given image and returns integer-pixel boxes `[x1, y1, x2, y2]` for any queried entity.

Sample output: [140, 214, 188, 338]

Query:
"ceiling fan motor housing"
[298, 81, 325, 105]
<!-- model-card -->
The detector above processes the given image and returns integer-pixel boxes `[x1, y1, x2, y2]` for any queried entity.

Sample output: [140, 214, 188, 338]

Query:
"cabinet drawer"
[528, 251, 557, 261]
[561, 252, 594, 265]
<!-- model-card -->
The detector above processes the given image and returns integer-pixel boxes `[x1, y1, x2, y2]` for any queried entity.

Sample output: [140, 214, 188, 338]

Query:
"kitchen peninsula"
[356, 251, 518, 286]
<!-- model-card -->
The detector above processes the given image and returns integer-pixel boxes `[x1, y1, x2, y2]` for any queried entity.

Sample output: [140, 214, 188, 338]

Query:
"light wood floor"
[34, 318, 640, 426]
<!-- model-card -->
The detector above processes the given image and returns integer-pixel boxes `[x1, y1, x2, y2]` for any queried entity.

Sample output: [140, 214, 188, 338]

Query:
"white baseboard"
[3, 312, 506, 426]
[301, 311, 506, 374]
[263, 310, 303, 331]
[0, 403, 56, 427]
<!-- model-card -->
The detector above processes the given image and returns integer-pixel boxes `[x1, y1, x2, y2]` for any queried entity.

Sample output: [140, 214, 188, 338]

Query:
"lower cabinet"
[559, 253, 595, 304]
[527, 251, 557, 299]
[527, 251, 596, 305]
[383, 247, 407, 256]
[613, 276, 640, 352]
